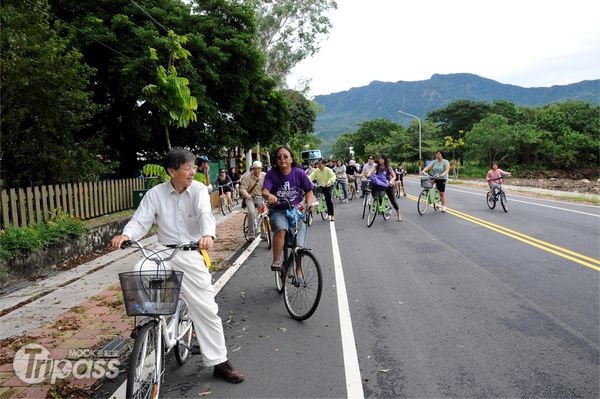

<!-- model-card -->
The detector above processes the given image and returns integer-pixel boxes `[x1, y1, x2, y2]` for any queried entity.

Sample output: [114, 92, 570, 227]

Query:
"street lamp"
[398, 110, 422, 172]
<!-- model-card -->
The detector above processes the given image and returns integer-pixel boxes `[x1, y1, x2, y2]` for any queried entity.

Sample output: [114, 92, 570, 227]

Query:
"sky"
[286, 0, 600, 97]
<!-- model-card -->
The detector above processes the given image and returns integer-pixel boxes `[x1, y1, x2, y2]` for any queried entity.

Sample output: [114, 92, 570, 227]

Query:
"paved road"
[106, 182, 599, 398]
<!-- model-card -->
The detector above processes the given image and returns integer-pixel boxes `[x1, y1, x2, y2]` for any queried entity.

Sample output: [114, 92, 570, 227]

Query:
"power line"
[20, 0, 155, 73]
[129, 0, 170, 34]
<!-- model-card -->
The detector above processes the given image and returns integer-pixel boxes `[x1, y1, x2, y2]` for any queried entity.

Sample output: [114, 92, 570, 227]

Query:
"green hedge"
[0, 210, 86, 261]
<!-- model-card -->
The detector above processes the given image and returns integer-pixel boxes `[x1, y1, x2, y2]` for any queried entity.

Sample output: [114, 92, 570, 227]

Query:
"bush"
[0, 210, 86, 261]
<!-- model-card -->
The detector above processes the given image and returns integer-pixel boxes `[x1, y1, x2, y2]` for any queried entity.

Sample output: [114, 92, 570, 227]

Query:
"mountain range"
[312, 73, 599, 152]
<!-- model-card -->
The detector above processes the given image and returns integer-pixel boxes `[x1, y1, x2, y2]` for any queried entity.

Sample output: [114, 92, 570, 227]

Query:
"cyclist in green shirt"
[421, 150, 450, 212]
[308, 158, 337, 221]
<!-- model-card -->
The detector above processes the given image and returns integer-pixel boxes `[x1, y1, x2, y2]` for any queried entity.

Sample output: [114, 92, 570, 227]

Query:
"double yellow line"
[445, 207, 600, 271]
[406, 193, 599, 271]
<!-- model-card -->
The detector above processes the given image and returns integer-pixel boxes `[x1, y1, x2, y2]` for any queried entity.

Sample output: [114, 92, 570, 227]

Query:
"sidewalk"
[0, 209, 247, 398]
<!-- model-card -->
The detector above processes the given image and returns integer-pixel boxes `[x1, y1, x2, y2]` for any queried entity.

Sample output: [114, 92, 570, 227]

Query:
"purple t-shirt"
[263, 166, 314, 209]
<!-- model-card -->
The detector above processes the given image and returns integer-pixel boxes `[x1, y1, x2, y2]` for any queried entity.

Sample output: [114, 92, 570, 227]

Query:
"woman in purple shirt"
[262, 146, 315, 271]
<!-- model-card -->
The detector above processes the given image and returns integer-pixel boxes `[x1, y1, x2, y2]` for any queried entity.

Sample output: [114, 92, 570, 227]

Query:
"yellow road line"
[407, 195, 600, 272]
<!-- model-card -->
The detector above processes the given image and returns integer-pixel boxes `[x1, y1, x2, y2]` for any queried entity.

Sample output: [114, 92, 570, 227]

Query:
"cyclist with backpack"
[366, 154, 402, 222]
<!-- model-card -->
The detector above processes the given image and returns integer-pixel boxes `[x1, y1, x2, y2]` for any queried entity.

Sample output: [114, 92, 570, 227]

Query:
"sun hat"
[251, 161, 263, 169]
[197, 155, 209, 163]
[348, 159, 356, 166]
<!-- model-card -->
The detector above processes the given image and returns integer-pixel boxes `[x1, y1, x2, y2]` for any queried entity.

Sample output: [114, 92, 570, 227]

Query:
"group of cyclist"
[110, 145, 511, 386]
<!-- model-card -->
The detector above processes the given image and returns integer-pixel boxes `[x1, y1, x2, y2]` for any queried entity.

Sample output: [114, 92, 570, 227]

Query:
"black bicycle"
[486, 176, 509, 212]
[271, 199, 323, 321]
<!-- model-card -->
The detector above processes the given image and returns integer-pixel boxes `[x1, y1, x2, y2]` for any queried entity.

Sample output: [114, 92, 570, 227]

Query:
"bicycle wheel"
[127, 321, 163, 399]
[417, 189, 429, 215]
[361, 192, 370, 219]
[219, 196, 226, 216]
[243, 214, 251, 242]
[320, 201, 328, 220]
[283, 249, 323, 321]
[500, 192, 509, 212]
[486, 191, 496, 209]
[305, 210, 313, 226]
[367, 196, 378, 227]
[174, 296, 194, 365]
[348, 185, 356, 200]
[226, 198, 233, 213]
[382, 198, 392, 220]
[275, 247, 287, 294]
[261, 217, 272, 249]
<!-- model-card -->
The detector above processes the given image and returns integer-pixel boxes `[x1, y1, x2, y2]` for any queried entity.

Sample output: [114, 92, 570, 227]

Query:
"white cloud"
[287, 0, 600, 95]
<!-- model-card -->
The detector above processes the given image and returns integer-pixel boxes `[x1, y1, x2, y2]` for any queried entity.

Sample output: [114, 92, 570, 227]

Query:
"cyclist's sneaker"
[329, 215, 335, 221]
[294, 276, 305, 286]
[441, 206, 446, 212]
[248, 234, 255, 240]
[213, 360, 245, 383]
[342, 199, 348, 203]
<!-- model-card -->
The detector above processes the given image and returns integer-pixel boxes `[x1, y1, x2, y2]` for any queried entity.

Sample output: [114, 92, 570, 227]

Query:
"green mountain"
[313, 73, 599, 151]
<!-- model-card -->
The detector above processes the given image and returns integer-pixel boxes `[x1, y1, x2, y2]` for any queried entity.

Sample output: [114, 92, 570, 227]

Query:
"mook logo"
[13, 344, 120, 384]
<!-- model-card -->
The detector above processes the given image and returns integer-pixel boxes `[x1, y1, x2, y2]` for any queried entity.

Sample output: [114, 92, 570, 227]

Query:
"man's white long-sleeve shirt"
[123, 180, 216, 245]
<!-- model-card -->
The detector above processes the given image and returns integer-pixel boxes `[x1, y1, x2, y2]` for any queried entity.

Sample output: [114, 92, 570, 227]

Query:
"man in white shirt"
[111, 148, 244, 383]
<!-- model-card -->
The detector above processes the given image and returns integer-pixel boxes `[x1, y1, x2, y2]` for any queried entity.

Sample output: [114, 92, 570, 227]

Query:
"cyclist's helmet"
[197, 155, 209, 164]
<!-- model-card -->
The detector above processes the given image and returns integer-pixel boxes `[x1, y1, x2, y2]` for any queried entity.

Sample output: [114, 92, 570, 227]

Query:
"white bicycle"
[118, 241, 197, 399]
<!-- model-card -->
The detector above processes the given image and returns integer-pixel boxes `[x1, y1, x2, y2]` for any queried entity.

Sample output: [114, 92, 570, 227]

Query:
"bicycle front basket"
[420, 176, 433, 188]
[119, 270, 183, 316]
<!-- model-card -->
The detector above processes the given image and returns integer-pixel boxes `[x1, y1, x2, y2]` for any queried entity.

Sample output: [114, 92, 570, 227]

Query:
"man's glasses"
[276, 154, 290, 160]
[180, 165, 198, 173]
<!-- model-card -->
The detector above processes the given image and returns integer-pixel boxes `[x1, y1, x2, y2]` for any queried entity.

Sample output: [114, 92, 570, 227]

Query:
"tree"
[142, 30, 198, 150]
[1, 0, 104, 187]
[236, 0, 338, 87]
[464, 114, 515, 166]
[282, 89, 317, 135]
[48, 0, 290, 175]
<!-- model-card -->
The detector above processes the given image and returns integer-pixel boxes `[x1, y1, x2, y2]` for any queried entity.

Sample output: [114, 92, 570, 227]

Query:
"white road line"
[330, 222, 364, 399]
[110, 238, 261, 398]
[446, 187, 600, 217]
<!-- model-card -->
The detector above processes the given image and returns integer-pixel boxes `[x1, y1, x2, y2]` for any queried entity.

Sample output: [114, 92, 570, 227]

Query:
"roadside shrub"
[0, 210, 86, 261]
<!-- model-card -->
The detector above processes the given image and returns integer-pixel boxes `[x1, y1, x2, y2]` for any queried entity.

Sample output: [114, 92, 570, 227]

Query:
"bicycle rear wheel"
[417, 189, 429, 215]
[261, 217, 272, 249]
[367, 196, 378, 227]
[174, 296, 193, 365]
[127, 321, 163, 399]
[486, 191, 496, 209]
[219, 196, 226, 216]
[362, 192, 370, 219]
[500, 192, 509, 212]
[243, 214, 251, 242]
[304, 210, 313, 226]
[319, 201, 328, 220]
[382, 198, 392, 220]
[283, 249, 322, 321]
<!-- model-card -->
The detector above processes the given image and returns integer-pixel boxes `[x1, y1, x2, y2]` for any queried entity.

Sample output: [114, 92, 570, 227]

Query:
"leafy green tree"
[142, 30, 198, 150]
[428, 99, 491, 160]
[331, 133, 356, 160]
[1, 0, 104, 187]
[464, 114, 516, 166]
[236, 0, 338, 87]
[48, 0, 290, 175]
[282, 90, 317, 135]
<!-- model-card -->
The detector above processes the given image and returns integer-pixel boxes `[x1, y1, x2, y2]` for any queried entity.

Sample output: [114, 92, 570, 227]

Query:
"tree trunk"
[164, 123, 172, 151]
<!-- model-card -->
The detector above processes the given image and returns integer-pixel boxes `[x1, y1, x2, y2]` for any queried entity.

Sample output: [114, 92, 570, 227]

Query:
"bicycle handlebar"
[121, 240, 199, 263]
